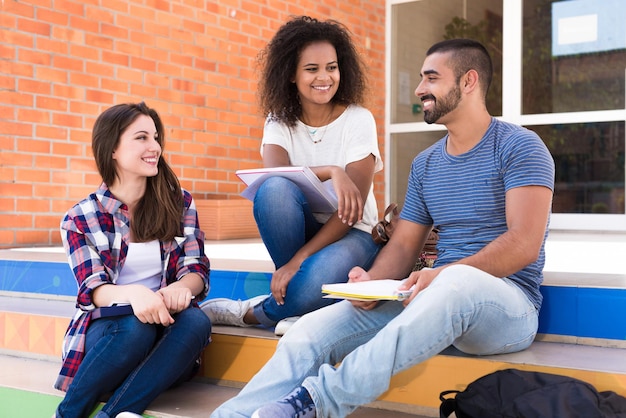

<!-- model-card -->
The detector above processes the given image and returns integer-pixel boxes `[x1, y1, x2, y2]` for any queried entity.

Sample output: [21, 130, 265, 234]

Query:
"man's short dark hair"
[427, 39, 493, 98]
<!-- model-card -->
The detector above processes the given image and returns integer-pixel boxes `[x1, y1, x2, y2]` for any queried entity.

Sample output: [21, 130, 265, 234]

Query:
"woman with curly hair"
[202, 16, 382, 337]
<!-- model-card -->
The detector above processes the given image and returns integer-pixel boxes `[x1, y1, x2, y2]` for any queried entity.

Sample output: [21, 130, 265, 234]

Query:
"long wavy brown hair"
[91, 102, 183, 242]
[257, 16, 369, 127]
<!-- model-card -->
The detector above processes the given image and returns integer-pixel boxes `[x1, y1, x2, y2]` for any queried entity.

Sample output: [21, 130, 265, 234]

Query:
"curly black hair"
[257, 16, 369, 127]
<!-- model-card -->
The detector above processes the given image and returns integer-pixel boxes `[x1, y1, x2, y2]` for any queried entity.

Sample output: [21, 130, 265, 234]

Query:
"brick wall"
[0, 0, 386, 248]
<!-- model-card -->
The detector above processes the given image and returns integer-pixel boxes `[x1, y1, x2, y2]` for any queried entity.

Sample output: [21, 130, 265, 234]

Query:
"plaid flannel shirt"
[54, 183, 210, 391]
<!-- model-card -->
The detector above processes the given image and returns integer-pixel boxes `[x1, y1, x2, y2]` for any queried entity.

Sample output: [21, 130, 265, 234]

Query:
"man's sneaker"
[116, 413, 144, 418]
[200, 294, 267, 327]
[274, 316, 301, 336]
[251, 386, 316, 418]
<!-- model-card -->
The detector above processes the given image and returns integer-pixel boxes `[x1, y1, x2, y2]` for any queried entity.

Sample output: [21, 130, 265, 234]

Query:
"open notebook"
[321, 279, 414, 301]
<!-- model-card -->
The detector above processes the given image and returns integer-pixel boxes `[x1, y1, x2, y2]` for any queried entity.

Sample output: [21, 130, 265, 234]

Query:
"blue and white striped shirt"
[401, 118, 555, 309]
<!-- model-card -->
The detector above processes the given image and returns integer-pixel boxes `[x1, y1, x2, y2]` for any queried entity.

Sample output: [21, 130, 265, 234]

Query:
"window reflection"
[523, 0, 626, 114]
[531, 122, 625, 214]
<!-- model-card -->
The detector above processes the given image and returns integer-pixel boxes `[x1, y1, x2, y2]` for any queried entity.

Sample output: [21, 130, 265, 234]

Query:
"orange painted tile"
[4, 312, 29, 352]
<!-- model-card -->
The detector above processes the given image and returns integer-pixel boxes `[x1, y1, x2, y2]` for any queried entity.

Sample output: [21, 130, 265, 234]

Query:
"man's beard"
[423, 84, 461, 124]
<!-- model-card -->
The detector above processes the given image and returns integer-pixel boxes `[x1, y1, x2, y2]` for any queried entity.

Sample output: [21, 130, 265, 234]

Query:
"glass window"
[390, 0, 503, 124]
[390, 131, 446, 207]
[531, 122, 625, 214]
[523, 0, 626, 114]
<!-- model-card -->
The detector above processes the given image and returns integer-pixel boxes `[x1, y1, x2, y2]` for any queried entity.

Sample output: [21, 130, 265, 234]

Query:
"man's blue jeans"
[55, 306, 211, 418]
[211, 265, 539, 418]
[252, 176, 380, 326]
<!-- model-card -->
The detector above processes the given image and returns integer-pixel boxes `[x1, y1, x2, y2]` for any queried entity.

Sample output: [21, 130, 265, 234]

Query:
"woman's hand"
[128, 286, 175, 326]
[329, 168, 364, 226]
[157, 285, 194, 314]
[270, 259, 300, 305]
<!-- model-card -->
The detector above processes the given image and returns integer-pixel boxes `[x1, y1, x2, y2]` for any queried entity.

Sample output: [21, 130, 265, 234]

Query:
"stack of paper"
[321, 279, 413, 301]
[236, 166, 338, 213]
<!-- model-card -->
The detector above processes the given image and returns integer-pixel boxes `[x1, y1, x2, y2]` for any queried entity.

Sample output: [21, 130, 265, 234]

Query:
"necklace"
[304, 105, 334, 144]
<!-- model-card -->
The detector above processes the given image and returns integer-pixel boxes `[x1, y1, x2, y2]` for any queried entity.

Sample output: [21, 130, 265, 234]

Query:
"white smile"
[422, 99, 434, 110]
[312, 85, 331, 91]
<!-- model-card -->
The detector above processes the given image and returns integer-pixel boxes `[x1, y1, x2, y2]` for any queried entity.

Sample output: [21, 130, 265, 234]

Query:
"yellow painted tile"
[202, 334, 278, 383]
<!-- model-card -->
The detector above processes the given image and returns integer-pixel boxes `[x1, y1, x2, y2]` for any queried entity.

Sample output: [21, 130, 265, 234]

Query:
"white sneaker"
[200, 294, 268, 327]
[116, 413, 144, 418]
[274, 316, 300, 336]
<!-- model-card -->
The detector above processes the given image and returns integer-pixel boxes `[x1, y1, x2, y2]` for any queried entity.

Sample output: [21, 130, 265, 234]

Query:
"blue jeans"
[56, 306, 211, 418]
[252, 176, 380, 327]
[211, 265, 539, 418]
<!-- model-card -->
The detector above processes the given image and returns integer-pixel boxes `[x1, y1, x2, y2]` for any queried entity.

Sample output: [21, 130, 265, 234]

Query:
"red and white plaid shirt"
[54, 183, 209, 391]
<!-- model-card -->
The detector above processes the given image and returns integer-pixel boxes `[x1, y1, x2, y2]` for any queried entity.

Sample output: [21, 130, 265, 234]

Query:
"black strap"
[439, 390, 460, 418]
[91, 304, 134, 320]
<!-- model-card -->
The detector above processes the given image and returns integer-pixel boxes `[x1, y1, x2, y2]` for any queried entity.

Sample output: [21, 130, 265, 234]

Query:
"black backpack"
[439, 368, 626, 418]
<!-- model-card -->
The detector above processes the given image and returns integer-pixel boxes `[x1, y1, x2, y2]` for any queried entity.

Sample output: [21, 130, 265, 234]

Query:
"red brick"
[2, 0, 35, 18]
[1, 182, 33, 197]
[0, 60, 34, 77]
[17, 138, 51, 153]
[115, 14, 141, 30]
[16, 169, 51, 184]
[15, 230, 51, 245]
[0, 121, 32, 136]
[0, 230, 16, 247]
[38, 36, 70, 54]
[101, 23, 128, 40]
[18, 49, 52, 66]
[36, 96, 67, 111]
[101, 78, 128, 93]
[104, 0, 129, 13]
[52, 113, 83, 128]
[54, 56, 84, 72]
[17, 17, 51, 36]
[85, 90, 113, 104]
[36, 67, 68, 84]
[38, 8, 70, 25]
[130, 84, 157, 99]
[53, 84, 84, 100]
[53, 0, 85, 16]
[35, 125, 68, 140]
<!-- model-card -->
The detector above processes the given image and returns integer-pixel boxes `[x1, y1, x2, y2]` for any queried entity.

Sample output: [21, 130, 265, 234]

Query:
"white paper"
[236, 166, 338, 213]
[321, 279, 413, 301]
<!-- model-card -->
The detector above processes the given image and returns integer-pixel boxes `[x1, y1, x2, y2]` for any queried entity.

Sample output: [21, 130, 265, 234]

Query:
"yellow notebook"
[321, 279, 413, 301]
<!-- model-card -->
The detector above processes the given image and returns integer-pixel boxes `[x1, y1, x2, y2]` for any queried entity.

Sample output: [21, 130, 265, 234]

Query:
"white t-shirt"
[261, 105, 383, 233]
[116, 240, 162, 291]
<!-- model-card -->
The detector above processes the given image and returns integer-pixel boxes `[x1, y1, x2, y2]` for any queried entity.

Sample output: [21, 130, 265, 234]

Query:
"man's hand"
[347, 266, 379, 310]
[397, 267, 442, 306]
